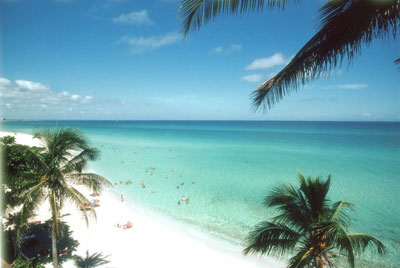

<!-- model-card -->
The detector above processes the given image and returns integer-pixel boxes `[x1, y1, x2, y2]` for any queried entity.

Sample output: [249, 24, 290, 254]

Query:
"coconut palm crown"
[14, 128, 112, 268]
[244, 173, 385, 268]
[180, 0, 400, 111]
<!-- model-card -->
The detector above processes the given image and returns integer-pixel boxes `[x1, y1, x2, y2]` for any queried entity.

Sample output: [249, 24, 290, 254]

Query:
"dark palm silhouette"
[244, 173, 385, 268]
[74, 250, 110, 268]
[180, 0, 399, 111]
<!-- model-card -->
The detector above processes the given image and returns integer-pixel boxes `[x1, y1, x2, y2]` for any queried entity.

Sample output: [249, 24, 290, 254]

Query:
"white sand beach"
[1, 131, 285, 268]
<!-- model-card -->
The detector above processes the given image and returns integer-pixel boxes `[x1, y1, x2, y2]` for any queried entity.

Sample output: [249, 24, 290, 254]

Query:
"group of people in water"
[114, 166, 194, 208]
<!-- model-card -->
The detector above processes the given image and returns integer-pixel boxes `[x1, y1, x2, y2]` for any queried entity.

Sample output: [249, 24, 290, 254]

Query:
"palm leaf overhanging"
[10, 128, 112, 268]
[243, 173, 385, 268]
[179, 0, 400, 111]
[180, 0, 289, 36]
[74, 250, 110, 268]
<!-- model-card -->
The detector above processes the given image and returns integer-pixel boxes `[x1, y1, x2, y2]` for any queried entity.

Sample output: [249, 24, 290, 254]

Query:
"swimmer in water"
[140, 181, 146, 188]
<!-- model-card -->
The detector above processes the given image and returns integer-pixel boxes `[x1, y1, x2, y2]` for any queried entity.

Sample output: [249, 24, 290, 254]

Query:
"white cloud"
[241, 72, 276, 83]
[227, 44, 242, 53]
[246, 53, 289, 70]
[0, 77, 11, 87]
[0, 77, 95, 118]
[118, 32, 182, 53]
[210, 44, 242, 54]
[211, 46, 223, 53]
[112, 10, 153, 25]
[242, 74, 264, 83]
[15, 80, 50, 92]
[339, 83, 368, 89]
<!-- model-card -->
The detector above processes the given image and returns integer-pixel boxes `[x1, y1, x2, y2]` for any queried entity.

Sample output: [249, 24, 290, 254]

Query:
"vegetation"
[243, 173, 385, 268]
[10, 257, 45, 268]
[2, 221, 79, 266]
[179, 0, 400, 111]
[2, 129, 112, 268]
[74, 250, 111, 268]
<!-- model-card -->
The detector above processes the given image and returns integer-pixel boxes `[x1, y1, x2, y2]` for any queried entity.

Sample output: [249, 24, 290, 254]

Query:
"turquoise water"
[1, 120, 399, 267]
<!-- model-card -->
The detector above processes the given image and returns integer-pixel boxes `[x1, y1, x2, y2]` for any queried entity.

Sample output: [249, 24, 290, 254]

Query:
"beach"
[1, 131, 283, 268]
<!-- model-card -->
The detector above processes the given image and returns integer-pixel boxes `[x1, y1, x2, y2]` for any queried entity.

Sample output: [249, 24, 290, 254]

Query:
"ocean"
[1, 120, 399, 267]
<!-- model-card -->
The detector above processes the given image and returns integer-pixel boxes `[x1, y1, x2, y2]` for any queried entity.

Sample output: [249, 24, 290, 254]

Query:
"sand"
[1, 131, 285, 268]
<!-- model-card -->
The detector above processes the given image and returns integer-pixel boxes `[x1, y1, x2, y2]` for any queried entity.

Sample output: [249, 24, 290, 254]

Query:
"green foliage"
[12, 257, 44, 268]
[2, 219, 79, 266]
[74, 251, 111, 268]
[244, 173, 386, 268]
[0, 136, 42, 187]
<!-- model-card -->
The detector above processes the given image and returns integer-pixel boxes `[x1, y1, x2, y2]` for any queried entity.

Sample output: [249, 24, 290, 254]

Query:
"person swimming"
[140, 181, 146, 188]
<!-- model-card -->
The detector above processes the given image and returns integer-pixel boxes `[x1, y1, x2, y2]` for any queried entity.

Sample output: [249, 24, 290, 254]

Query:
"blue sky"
[0, 0, 399, 121]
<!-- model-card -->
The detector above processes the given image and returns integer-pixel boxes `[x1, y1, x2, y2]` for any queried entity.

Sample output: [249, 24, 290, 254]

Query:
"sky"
[0, 0, 399, 121]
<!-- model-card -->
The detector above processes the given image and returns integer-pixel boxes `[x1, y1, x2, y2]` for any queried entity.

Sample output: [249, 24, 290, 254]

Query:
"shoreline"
[1, 131, 284, 268]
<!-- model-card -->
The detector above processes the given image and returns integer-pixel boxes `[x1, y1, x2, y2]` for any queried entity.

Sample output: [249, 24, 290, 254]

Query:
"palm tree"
[180, 0, 400, 111]
[14, 128, 112, 268]
[243, 173, 385, 268]
[74, 251, 110, 268]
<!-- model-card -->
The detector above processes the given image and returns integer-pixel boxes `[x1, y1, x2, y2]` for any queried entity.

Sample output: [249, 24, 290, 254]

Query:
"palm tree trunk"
[51, 226, 58, 268]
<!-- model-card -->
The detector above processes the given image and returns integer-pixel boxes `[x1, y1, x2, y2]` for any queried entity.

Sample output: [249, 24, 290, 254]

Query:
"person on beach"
[121, 194, 124, 202]
[123, 221, 133, 229]
[140, 181, 146, 188]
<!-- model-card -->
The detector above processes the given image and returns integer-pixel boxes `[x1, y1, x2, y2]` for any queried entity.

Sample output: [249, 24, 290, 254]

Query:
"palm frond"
[298, 174, 331, 222]
[62, 184, 97, 226]
[348, 233, 386, 255]
[74, 250, 110, 268]
[180, 0, 290, 36]
[287, 245, 314, 268]
[329, 201, 354, 227]
[35, 128, 98, 168]
[265, 180, 311, 231]
[252, 0, 399, 110]
[62, 147, 100, 173]
[329, 224, 355, 268]
[66, 173, 112, 193]
[243, 221, 301, 256]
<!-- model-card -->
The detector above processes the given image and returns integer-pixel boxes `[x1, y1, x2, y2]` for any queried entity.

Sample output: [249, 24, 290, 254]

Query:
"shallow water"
[2, 120, 399, 267]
